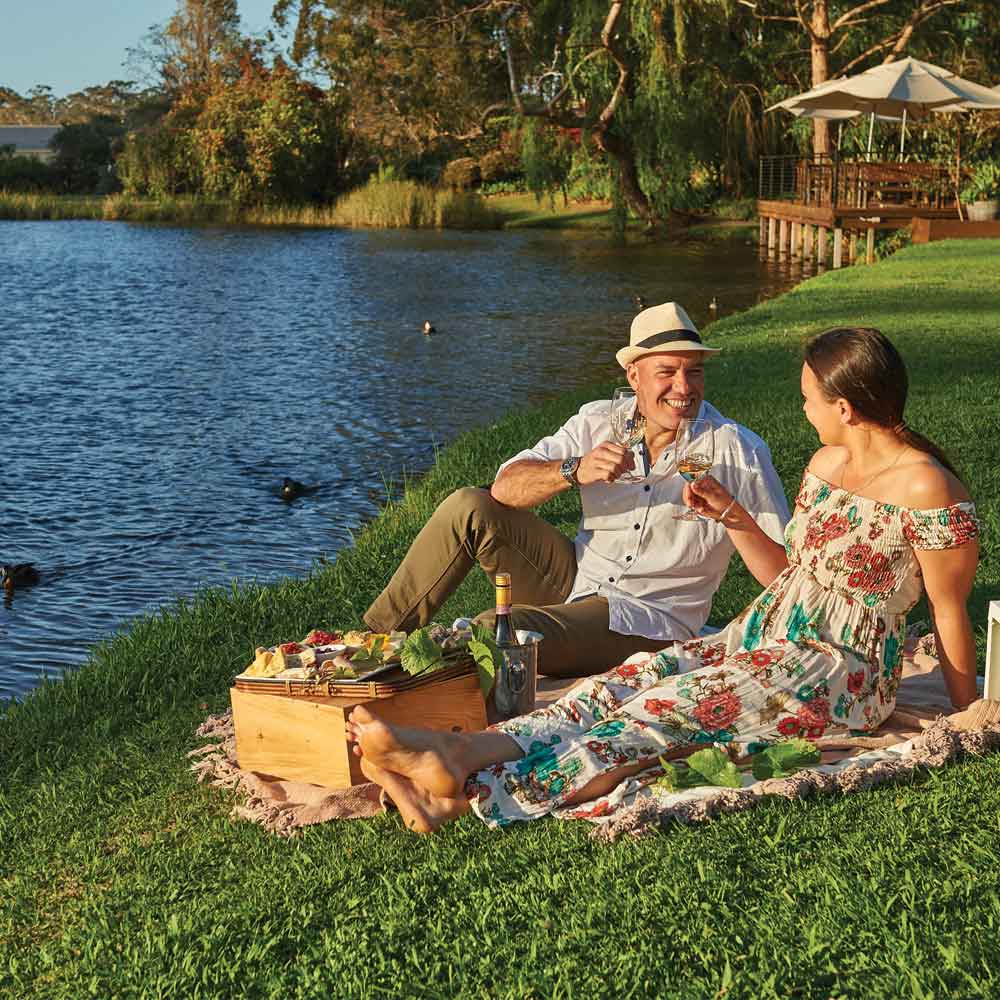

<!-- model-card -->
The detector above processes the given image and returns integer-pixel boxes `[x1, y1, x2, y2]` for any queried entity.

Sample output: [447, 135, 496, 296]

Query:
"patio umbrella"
[768, 57, 1000, 157]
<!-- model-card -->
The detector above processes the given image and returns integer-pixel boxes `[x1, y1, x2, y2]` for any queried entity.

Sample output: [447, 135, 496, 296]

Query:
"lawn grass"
[2, 240, 999, 998]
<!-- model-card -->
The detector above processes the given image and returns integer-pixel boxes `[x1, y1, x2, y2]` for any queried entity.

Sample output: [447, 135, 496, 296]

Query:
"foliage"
[960, 160, 1000, 204]
[117, 53, 350, 204]
[441, 157, 480, 190]
[50, 115, 126, 194]
[0, 152, 56, 193]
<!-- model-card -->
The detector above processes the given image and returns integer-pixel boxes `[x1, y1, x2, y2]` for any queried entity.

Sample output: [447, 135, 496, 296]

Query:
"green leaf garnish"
[750, 739, 821, 780]
[683, 748, 743, 789]
[467, 621, 500, 697]
[399, 627, 445, 676]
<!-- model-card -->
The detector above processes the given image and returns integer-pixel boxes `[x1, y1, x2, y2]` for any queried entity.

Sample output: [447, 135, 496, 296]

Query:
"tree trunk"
[596, 129, 657, 225]
[810, 0, 831, 158]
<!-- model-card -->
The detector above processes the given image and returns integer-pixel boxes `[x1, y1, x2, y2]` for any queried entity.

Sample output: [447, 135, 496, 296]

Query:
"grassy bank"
[0, 186, 750, 237]
[2, 240, 999, 997]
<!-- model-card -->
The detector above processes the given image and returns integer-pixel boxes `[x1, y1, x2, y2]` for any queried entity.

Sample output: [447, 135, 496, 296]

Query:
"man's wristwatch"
[560, 456, 582, 488]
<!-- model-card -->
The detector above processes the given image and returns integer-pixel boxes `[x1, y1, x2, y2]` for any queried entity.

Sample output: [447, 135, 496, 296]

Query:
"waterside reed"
[0, 182, 504, 229]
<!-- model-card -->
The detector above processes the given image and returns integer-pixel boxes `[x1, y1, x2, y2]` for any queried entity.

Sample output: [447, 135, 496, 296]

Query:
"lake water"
[0, 221, 795, 701]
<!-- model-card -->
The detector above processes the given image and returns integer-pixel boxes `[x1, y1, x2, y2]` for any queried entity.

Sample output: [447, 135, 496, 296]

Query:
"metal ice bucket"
[492, 629, 542, 720]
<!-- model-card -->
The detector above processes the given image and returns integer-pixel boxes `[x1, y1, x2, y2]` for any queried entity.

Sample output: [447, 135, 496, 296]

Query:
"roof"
[0, 125, 60, 152]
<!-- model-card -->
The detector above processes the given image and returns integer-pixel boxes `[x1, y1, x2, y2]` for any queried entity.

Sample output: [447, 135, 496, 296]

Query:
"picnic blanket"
[188, 638, 994, 837]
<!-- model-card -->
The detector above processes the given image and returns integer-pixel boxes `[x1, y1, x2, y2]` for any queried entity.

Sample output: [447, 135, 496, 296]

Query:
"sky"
[0, 1, 292, 97]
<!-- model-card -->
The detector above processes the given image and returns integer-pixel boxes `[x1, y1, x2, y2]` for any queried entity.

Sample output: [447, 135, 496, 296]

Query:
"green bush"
[960, 160, 1000, 204]
[441, 157, 481, 190]
[0, 152, 57, 193]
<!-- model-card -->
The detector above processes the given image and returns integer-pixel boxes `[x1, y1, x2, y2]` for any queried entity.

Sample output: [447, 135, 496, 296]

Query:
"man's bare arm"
[491, 444, 635, 509]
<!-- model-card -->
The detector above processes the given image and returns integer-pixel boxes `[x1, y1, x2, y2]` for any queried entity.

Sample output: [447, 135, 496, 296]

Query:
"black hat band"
[636, 329, 703, 349]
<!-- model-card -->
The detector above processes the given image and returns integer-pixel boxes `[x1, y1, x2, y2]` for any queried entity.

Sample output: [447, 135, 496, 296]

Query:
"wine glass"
[673, 417, 715, 520]
[609, 387, 645, 483]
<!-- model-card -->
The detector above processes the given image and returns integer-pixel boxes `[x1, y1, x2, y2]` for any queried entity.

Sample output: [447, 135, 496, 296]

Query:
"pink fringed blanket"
[188, 638, 990, 837]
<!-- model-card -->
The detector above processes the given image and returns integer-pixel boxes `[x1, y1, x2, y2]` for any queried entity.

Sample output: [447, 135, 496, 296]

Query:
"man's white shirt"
[496, 400, 790, 641]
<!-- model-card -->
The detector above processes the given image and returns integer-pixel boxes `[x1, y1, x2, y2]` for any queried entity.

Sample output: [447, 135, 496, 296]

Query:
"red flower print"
[796, 697, 831, 730]
[848, 671, 865, 694]
[643, 697, 678, 716]
[844, 542, 872, 568]
[806, 724, 827, 739]
[951, 510, 979, 546]
[847, 570, 866, 588]
[701, 644, 726, 668]
[777, 716, 801, 736]
[869, 552, 888, 573]
[691, 690, 742, 732]
[751, 650, 773, 668]
[823, 514, 850, 542]
[616, 663, 639, 679]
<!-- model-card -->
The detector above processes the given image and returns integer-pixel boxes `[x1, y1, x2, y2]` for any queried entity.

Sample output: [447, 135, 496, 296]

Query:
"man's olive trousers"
[363, 487, 665, 677]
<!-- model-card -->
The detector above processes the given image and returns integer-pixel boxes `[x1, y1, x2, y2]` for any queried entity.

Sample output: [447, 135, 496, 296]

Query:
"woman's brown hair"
[804, 326, 961, 480]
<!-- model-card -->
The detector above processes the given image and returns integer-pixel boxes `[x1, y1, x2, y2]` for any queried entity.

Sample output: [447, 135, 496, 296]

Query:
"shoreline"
[2, 238, 998, 996]
[0, 189, 756, 237]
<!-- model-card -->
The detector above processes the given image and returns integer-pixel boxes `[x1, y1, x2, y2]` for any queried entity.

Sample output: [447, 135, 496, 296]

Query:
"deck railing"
[758, 154, 960, 210]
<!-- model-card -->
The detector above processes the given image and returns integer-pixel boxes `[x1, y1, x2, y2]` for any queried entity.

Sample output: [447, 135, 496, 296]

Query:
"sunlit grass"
[1, 240, 999, 997]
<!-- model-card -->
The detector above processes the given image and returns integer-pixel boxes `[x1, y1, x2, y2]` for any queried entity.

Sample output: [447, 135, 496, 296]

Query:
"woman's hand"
[683, 474, 734, 521]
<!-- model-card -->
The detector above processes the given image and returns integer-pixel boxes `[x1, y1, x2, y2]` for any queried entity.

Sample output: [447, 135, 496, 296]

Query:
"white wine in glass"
[609, 387, 645, 483]
[674, 417, 715, 520]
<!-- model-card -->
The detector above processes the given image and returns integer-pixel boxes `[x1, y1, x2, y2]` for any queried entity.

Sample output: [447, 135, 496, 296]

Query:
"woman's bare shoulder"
[805, 446, 846, 483]
[893, 456, 971, 509]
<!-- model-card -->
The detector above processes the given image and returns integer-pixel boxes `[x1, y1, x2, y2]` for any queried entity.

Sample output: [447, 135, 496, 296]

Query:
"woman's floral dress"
[468, 471, 980, 828]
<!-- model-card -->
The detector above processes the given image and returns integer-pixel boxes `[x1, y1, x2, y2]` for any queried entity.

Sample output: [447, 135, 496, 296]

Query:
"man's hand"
[577, 443, 636, 485]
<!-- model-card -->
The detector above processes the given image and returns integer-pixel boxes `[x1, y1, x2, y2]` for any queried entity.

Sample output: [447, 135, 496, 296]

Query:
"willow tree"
[274, 0, 768, 223]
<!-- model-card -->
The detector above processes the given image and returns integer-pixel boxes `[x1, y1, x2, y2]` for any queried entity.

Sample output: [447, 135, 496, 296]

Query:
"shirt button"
[643, 484, 651, 492]
[608, 577, 615, 583]
[633, 523, 640, 530]
[626, 556, 632, 562]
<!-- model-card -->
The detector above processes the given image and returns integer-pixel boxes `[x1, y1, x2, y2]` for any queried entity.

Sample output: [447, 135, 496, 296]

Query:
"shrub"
[441, 157, 480, 190]
[478, 149, 517, 184]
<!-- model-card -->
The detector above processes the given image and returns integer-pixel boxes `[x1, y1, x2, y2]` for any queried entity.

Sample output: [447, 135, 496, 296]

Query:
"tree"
[743, 0, 976, 155]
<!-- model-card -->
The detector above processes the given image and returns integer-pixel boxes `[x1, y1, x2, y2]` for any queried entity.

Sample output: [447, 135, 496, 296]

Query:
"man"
[364, 302, 789, 677]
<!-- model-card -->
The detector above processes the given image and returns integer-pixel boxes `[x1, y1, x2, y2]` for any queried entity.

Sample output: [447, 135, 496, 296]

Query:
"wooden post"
[866, 227, 875, 264]
[802, 224, 814, 265]
[817, 226, 829, 266]
[791, 222, 801, 259]
[848, 232, 858, 265]
[767, 216, 777, 257]
[759, 216, 767, 250]
[832, 228, 844, 268]
[778, 219, 788, 256]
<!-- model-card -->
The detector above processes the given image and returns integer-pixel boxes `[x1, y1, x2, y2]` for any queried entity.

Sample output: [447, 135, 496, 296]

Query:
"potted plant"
[960, 161, 1000, 221]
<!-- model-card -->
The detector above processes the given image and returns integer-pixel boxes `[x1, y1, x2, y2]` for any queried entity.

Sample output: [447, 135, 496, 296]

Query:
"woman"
[347, 328, 980, 833]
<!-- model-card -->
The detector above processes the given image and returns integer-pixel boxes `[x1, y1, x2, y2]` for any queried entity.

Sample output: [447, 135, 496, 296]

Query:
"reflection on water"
[0, 222, 794, 701]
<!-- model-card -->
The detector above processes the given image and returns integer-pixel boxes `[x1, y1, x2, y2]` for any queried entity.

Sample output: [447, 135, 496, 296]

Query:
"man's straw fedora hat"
[616, 301, 721, 368]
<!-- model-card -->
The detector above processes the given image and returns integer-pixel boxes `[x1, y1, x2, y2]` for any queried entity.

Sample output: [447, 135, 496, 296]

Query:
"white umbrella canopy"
[768, 57, 1000, 119]
[768, 58, 1000, 157]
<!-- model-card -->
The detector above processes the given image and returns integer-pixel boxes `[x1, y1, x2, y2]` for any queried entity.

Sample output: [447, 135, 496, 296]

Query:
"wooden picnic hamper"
[230, 659, 487, 789]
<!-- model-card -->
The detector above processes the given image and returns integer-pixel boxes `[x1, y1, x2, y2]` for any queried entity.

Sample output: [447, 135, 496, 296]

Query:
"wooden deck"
[755, 155, 973, 267]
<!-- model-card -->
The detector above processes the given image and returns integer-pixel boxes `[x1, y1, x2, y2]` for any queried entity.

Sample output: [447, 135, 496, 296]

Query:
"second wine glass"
[673, 417, 715, 520]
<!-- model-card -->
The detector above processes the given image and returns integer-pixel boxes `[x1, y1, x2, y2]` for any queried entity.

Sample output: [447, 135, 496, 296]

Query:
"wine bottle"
[494, 573, 516, 647]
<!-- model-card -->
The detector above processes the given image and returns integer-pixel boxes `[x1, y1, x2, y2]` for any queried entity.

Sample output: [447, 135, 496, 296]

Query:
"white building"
[0, 125, 60, 162]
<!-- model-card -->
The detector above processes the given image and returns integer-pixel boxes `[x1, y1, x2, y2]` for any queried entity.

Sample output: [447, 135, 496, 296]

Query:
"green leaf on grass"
[467, 621, 500, 697]
[400, 628, 444, 676]
[750, 738, 821, 780]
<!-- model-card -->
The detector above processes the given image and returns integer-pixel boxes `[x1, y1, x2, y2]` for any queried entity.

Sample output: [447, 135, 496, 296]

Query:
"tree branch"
[829, 0, 891, 33]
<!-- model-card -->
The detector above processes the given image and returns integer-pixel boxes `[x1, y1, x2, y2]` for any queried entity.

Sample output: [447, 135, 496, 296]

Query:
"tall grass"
[0, 183, 505, 230]
[331, 178, 504, 229]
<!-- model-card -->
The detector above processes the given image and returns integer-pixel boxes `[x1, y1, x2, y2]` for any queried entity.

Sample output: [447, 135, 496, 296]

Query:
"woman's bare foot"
[346, 705, 472, 798]
[362, 758, 470, 834]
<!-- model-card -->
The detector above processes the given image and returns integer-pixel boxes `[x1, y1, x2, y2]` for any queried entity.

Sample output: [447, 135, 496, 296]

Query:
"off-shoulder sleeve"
[900, 503, 980, 550]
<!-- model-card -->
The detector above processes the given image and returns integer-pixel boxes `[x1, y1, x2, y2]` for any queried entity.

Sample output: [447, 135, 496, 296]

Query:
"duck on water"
[2, 563, 39, 596]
